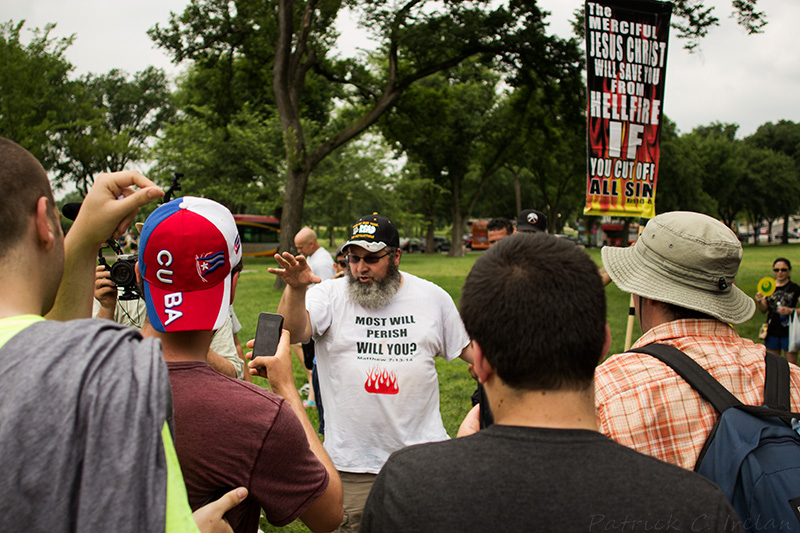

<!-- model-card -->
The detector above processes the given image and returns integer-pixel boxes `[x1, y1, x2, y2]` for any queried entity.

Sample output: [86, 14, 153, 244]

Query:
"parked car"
[399, 237, 422, 253]
[433, 236, 451, 253]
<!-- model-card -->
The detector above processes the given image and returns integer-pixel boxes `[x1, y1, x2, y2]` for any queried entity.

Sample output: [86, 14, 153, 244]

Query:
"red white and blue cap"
[139, 196, 242, 333]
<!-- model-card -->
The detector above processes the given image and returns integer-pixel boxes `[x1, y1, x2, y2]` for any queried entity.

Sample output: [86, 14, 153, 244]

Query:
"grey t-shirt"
[362, 425, 742, 532]
[0, 319, 172, 532]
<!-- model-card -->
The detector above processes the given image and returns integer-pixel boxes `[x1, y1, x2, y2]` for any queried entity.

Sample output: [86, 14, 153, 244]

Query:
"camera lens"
[110, 259, 136, 287]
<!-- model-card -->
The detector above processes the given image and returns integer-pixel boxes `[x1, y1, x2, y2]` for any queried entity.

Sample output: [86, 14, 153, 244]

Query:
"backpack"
[631, 343, 800, 532]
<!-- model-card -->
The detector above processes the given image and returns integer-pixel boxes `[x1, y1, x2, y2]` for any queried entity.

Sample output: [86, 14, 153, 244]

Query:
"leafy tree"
[380, 62, 502, 256]
[303, 134, 403, 246]
[570, 0, 768, 51]
[53, 67, 174, 195]
[152, 105, 285, 214]
[497, 77, 586, 235]
[654, 117, 715, 214]
[1, 22, 174, 196]
[740, 144, 799, 244]
[670, 0, 767, 50]
[746, 120, 800, 242]
[151, 1, 583, 272]
[0, 21, 80, 170]
[685, 123, 747, 228]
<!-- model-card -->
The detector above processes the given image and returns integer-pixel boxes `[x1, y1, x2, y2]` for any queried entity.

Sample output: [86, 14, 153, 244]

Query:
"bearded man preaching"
[269, 213, 473, 533]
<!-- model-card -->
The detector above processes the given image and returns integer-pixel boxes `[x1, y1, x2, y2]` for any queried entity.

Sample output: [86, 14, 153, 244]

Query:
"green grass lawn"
[235, 243, 790, 532]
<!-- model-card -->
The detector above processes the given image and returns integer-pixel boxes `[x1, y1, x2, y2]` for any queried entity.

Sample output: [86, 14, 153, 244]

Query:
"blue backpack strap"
[629, 343, 743, 414]
[764, 351, 791, 411]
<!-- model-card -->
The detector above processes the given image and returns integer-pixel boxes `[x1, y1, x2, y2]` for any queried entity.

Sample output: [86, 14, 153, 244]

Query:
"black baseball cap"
[516, 209, 548, 233]
[344, 213, 400, 252]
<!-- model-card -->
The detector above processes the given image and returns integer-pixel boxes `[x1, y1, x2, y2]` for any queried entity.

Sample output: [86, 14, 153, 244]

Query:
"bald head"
[0, 137, 56, 259]
[294, 227, 320, 256]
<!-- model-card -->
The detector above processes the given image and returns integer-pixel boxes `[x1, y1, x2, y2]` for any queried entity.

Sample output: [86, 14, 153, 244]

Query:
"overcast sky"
[4, 0, 799, 138]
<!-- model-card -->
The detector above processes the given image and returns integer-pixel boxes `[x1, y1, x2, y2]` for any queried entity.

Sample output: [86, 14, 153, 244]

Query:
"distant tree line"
[2, 1, 794, 261]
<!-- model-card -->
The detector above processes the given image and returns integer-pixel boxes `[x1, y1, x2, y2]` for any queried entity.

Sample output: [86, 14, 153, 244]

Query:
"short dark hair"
[460, 233, 606, 391]
[487, 217, 514, 235]
[774, 257, 792, 270]
[0, 137, 55, 259]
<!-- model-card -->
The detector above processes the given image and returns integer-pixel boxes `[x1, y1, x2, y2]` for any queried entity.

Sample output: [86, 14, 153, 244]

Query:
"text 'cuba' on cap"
[138, 196, 242, 333]
[343, 213, 400, 253]
[601, 211, 755, 325]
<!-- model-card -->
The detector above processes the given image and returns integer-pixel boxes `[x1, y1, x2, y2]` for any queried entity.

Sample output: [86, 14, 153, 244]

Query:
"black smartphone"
[252, 312, 284, 359]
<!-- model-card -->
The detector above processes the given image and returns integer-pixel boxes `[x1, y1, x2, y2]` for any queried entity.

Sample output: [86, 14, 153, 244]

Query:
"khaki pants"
[335, 471, 378, 533]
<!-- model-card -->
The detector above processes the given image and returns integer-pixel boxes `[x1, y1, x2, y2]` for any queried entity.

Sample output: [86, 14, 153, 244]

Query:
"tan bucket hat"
[601, 211, 755, 324]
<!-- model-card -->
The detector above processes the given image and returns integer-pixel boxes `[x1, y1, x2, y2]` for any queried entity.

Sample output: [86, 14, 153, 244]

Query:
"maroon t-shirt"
[168, 362, 328, 532]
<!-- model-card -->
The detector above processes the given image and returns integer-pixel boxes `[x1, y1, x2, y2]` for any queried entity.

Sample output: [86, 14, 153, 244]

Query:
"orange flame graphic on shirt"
[364, 366, 399, 395]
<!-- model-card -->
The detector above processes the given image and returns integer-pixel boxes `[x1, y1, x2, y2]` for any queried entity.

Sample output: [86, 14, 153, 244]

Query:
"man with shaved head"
[294, 227, 335, 281]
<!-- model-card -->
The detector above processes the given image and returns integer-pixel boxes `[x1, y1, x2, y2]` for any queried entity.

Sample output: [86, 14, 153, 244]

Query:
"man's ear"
[35, 197, 56, 250]
[393, 249, 402, 266]
[135, 261, 142, 284]
[230, 271, 240, 304]
[472, 340, 495, 384]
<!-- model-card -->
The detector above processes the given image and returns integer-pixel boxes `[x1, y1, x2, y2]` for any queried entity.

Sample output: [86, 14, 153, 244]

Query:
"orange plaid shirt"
[595, 319, 800, 470]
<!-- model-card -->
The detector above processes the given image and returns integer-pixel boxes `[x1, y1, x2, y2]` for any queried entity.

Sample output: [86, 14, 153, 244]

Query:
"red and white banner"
[584, 0, 672, 218]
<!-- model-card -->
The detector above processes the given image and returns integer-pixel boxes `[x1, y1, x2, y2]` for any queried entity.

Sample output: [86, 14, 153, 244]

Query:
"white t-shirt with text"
[307, 272, 469, 473]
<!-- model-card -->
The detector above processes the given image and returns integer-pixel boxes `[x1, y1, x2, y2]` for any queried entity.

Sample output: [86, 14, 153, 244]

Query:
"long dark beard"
[346, 260, 402, 310]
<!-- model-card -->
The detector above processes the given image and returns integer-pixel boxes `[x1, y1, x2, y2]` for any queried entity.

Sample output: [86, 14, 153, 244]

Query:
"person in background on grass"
[756, 257, 800, 365]
[271, 212, 473, 532]
[294, 227, 336, 419]
[333, 244, 347, 279]
[0, 136, 245, 533]
[486, 217, 514, 246]
[361, 232, 741, 532]
[138, 196, 342, 533]
[596, 212, 800, 469]
[295, 227, 336, 281]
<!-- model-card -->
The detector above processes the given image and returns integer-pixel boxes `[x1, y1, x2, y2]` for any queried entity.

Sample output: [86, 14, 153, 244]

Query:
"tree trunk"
[782, 215, 790, 244]
[450, 172, 465, 257]
[425, 223, 435, 254]
[327, 223, 335, 248]
[622, 218, 631, 246]
[272, 165, 311, 289]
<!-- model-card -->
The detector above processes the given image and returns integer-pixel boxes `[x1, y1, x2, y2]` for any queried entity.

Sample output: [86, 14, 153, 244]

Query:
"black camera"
[108, 254, 140, 300]
[98, 244, 140, 301]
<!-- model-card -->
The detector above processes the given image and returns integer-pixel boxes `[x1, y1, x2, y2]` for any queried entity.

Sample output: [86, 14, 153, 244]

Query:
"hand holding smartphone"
[251, 313, 285, 366]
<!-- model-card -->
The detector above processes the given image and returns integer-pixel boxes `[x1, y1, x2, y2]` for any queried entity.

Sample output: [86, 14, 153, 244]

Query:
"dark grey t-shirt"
[0, 319, 172, 533]
[362, 425, 742, 532]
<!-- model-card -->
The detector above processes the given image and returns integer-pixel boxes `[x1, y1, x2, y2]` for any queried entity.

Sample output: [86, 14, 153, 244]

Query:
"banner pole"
[623, 223, 645, 351]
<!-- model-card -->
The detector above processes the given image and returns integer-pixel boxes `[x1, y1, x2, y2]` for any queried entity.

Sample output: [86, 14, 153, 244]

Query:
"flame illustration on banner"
[364, 366, 399, 395]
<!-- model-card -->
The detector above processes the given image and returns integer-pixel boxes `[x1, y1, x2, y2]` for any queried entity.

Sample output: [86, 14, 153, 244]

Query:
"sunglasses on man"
[346, 253, 388, 265]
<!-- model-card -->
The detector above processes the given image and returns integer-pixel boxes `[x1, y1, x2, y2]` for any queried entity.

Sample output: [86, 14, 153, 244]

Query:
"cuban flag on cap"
[139, 196, 242, 333]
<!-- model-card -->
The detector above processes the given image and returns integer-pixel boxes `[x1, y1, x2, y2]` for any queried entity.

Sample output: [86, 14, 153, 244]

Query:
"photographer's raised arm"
[46, 172, 163, 321]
